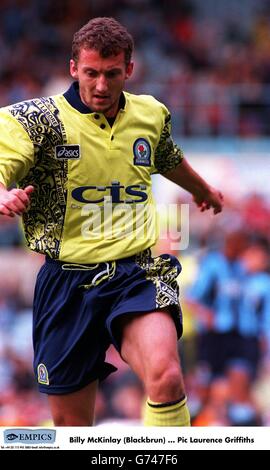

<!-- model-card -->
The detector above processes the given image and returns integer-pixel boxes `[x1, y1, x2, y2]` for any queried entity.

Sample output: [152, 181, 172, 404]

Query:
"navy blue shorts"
[33, 249, 182, 394]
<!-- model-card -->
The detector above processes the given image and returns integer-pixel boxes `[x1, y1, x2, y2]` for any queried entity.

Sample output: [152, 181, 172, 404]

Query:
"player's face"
[70, 49, 133, 117]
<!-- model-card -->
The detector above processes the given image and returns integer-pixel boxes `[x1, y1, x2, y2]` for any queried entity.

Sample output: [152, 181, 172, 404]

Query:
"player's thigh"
[48, 380, 98, 426]
[119, 310, 180, 380]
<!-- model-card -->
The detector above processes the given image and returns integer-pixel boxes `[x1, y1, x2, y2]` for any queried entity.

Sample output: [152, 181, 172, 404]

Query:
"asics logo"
[55, 145, 80, 159]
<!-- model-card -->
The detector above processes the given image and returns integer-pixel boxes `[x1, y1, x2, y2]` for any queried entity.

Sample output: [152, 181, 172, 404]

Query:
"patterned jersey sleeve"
[153, 112, 184, 175]
[0, 109, 34, 187]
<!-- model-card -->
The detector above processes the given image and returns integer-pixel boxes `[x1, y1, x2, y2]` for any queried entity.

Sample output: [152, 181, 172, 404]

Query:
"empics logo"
[55, 144, 80, 159]
[5, 433, 19, 441]
[4, 429, 56, 444]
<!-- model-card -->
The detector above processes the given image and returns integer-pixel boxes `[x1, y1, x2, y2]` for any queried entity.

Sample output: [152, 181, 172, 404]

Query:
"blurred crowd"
[1, 0, 270, 426]
[0, 0, 270, 135]
[161, 192, 270, 426]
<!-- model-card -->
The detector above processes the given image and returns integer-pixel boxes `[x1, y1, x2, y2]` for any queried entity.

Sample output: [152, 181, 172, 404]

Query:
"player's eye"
[86, 70, 98, 78]
[106, 70, 119, 79]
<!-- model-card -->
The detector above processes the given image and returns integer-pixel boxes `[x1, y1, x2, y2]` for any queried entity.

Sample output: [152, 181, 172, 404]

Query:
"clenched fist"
[0, 184, 34, 217]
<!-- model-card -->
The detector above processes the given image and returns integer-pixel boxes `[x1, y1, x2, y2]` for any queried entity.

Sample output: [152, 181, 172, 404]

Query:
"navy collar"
[63, 81, 126, 114]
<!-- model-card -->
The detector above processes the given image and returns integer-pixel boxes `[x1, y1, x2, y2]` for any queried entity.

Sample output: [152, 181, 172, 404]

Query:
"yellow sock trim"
[143, 396, 190, 427]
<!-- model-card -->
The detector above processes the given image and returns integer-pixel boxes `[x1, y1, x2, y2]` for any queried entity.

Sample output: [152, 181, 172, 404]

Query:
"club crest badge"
[133, 138, 151, 167]
[37, 363, 49, 385]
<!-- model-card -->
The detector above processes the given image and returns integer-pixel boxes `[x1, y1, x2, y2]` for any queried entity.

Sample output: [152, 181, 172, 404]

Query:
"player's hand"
[0, 185, 34, 218]
[193, 186, 224, 215]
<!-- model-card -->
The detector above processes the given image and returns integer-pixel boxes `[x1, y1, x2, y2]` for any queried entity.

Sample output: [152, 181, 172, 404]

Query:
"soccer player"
[0, 17, 223, 426]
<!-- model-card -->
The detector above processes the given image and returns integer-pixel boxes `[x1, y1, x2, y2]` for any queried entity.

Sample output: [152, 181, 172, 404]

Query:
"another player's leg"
[119, 310, 190, 426]
[48, 380, 98, 426]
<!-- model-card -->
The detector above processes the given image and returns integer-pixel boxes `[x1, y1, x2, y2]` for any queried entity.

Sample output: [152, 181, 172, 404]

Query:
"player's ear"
[70, 59, 78, 79]
[125, 61, 134, 79]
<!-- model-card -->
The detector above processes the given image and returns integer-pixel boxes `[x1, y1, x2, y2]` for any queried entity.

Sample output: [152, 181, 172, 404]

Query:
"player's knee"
[146, 360, 183, 401]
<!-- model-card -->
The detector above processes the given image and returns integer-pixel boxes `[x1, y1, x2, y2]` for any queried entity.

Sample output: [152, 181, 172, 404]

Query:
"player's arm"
[163, 158, 224, 214]
[0, 109, 35, 217]
[153, 107, 223, 214]
[0, 182, 34, 217]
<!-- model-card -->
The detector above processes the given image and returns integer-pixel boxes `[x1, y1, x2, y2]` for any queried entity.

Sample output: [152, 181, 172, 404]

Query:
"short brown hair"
[72, 17, 134, 66]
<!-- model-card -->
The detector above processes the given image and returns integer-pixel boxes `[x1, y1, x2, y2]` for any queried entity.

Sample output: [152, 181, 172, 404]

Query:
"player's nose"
[95, 75, 109, 93]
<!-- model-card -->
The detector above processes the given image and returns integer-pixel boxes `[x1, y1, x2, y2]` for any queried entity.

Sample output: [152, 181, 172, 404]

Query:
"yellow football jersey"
[0, 83, 183, 263]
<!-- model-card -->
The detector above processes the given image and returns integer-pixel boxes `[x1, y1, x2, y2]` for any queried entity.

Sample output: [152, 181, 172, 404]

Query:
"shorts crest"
[37, 363, 49, 385]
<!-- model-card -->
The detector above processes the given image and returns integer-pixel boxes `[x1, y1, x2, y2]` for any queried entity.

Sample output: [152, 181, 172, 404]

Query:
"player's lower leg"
[143, 395, 190, 426]
[119, 311, 190, 426]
